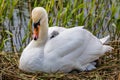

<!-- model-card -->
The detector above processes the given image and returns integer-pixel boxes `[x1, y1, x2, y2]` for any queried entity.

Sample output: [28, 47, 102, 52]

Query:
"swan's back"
[45, 27, 89, 56]
[45, 27, 101, 56]
[43, 27, 113, 72]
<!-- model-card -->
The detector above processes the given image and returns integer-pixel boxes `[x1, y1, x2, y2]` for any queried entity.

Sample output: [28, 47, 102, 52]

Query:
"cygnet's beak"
[33, 21, 40, 41]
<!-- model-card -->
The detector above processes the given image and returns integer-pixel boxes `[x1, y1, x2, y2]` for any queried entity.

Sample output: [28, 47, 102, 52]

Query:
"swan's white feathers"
[45, 28, 86, 58]
[19, 7, 113, 73]
[45, 27, 105, 66]
[100, 35, 110, 44]
[32, 7, 47, 23]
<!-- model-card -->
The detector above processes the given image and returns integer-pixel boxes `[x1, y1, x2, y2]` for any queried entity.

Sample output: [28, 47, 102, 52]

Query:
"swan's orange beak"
[33, 26, 40, 40]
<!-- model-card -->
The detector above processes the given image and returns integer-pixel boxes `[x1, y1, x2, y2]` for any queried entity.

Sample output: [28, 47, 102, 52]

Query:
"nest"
[0, 41, 120, 80]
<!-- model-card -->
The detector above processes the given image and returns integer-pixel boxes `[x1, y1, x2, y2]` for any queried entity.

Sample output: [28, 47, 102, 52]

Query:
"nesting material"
[0, 41, 120, 80]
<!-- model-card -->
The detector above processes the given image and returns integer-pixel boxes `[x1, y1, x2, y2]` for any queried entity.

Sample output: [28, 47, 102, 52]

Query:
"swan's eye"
[33, 19, 40, 28]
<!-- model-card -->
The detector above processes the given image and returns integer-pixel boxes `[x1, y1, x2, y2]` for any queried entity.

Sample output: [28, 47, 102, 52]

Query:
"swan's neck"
[26, 18, 48, 50]
[20, 22, 49, 72]
[38, 20, 48, 45]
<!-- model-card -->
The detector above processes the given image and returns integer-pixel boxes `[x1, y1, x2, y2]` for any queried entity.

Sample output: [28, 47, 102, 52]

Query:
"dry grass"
[0, 41, 120, 80]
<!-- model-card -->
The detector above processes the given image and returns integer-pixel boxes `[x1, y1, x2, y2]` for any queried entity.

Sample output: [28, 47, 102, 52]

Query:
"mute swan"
[19, 7, 113, 73]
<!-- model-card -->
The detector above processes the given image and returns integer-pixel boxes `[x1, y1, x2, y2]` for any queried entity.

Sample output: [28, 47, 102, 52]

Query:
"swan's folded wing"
[44, 28, 88, 59]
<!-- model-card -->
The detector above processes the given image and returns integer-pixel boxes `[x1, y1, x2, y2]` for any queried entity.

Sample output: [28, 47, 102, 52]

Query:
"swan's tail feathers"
[100, 35, 110, 44]
[102, 45, 114, 53]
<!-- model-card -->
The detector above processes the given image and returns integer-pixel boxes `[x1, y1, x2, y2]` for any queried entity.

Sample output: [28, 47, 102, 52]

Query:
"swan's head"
[31, 7, 48, 40]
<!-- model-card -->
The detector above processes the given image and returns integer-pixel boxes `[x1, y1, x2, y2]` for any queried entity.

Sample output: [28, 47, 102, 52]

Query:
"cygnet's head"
[31, 7, 48, 40]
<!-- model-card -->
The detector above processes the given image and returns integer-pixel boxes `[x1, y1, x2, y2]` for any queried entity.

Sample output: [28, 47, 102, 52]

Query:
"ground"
[0, 41, 120, 80]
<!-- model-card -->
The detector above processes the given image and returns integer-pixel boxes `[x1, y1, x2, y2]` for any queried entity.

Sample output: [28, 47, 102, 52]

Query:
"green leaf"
[5, 30, 13, 36]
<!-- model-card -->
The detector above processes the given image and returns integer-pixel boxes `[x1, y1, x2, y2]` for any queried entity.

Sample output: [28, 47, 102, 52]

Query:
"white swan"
[19, 7, 113, 73]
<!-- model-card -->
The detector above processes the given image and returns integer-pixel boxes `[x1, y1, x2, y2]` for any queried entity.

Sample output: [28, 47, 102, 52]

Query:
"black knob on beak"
[33, 20, 40, 28]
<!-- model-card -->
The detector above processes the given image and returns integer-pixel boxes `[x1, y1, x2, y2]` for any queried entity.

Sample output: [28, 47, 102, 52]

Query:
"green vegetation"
[0, 0, 120, 80]
[0, 0, 120, 52]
